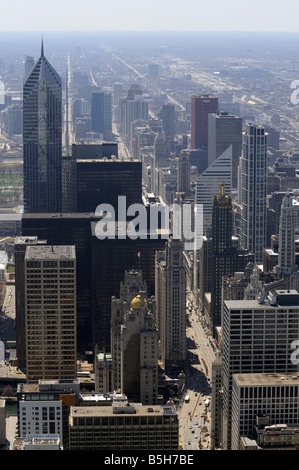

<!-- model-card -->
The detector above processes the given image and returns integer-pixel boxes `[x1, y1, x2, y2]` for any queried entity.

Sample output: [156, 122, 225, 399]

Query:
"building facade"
[208, 111, 242, 189]
[68, 402, 179, 450]
[155, 238, 186, 372]
[221, 290, 299, 450]
[239, 123, 268, 264]
[24, 245, 77, 383]
[232, 373, 299, 450]
[23, 43, 62, 213]
[191, 94, 218, 150]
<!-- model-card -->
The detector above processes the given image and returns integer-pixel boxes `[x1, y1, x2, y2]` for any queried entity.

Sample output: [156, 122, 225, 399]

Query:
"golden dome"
[131, 295, 147, 310]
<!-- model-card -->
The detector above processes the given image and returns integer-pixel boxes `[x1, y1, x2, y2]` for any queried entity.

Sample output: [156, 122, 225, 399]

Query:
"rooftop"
[233, 373, 299, 387]
[225, 289, 299, 308]
[70, 404, 177, 418]
[25, 245, 76, 260]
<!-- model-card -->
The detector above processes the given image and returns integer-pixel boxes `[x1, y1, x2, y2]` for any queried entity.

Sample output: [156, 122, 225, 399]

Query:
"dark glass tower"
[23, 41, 62, 213]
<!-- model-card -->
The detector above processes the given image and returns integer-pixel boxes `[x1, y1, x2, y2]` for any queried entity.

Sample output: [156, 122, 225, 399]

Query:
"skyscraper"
[160, 103, 175, 140]
[24, 56, 35, 80]
[91, 91, 105, 137]
[23, 42, 62, 213]
[195, 145, 232, 236]
[274, 193, 299, 289]
[239, 123, 268, 263]
[113, 288, 159, 405]
[110, 270, 147, 392]
[15, 236, 47, 369]
[191, 94, 218, 150]
[208, 111, 242, 189]
[91, 90, 112, 141]
[24, 245, 77, 383]
[155, 238, 186, 372]
[221, 289, 299, 450]
[210, 184, 253, 332]
[177, 151, 191, 194]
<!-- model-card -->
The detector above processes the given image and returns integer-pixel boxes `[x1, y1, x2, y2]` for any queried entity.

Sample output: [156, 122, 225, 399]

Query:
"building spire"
[41, 36, 44, 57]
[220, 181, 225, 198]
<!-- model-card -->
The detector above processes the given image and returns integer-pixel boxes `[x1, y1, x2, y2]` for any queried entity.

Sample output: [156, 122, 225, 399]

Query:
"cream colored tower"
[24, 245, 77, 383]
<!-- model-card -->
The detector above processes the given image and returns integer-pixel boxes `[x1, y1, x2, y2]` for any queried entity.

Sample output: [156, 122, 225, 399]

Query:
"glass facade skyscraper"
[239, 123, 268, 264]
[23, 42, 62, 213]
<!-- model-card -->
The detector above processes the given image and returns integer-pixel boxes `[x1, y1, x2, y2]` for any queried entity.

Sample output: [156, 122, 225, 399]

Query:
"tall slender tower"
[210, 183, 253, 332]
[23, 41, 62, 213]
[274, 193, 299, 289]
[155, 238, 186, 372]
[240, 123, 268, 263]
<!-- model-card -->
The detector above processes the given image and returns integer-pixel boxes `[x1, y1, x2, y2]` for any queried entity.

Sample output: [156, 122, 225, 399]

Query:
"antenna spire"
[41, 36, 44, 57]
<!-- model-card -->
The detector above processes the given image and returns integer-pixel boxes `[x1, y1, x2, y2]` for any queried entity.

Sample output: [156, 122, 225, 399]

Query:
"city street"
[0, 284, 16, 344]
[178, 295, 216, 450]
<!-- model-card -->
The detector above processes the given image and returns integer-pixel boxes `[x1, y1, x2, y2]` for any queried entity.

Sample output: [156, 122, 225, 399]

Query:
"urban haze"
[0, 29, 299, 454]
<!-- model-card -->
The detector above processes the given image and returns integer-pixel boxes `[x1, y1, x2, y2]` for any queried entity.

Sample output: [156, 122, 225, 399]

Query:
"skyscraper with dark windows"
[160, 103, 175, 140]
[23, 42, 62, 213]
[91, 91, 105, 137]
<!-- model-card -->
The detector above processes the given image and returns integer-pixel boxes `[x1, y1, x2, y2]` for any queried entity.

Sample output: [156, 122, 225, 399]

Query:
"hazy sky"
[1, 0, 299, 32]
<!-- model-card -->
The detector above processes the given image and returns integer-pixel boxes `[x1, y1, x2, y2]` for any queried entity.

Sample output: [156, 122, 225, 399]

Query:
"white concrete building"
[232, 373, 299, 450]
[221, 289, 299, 450]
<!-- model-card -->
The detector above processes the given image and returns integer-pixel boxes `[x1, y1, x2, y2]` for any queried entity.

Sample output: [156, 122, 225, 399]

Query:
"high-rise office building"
[75, 155, 142, 214]
[5, 104, 23, 137]
[274, 193, 299, 289]
[154, 127, 168, 165]
[91, 91, 104, 137]
[23, 42, 62, 213]
[210, 183, 253, 332]
[160, 103, 175, 140]
[22, 214, 168, 354]
[104, 92, 112, 140]
[24, 245, 77, 383]
[208, 111, 242, 189]
[125, 96, 148, 145]
[113, 82, 123, 106]
[24, 55, 35, 80]
[177, 151, 190, 194]
[195, 145, 232, 236]
[221, 289, 299, 450]
[91, 91, 112, 141]
[191, 94, 218, 150]
[239, 123, 268, 264]
[15, 236, 47, 369]
[155, 238, 186, 371]
[231, 373, 299, 450]
[91, 223, 168, 351]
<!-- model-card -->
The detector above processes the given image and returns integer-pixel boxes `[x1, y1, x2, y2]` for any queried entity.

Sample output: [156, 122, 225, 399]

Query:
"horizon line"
[0, 29, 299, 34]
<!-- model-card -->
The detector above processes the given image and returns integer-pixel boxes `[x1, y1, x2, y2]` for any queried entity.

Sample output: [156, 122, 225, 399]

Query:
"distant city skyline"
[2, 0, 299, 32]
